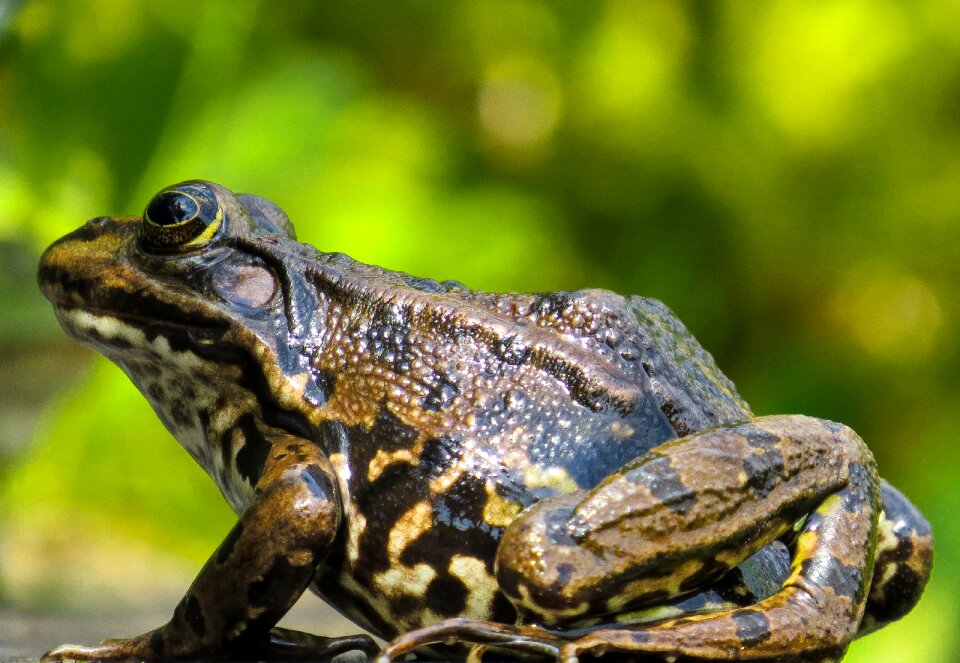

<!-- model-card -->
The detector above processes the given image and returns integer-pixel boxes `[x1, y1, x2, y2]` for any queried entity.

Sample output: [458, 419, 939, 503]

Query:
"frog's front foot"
[42, 626, 378, 662]
[41, 630, 165, 662]
[377, 618, 569, 662]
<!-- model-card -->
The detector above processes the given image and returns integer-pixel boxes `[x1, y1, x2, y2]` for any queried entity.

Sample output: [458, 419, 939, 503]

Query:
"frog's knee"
[754, 414, 875, 472]
[495, 496, 603, 623]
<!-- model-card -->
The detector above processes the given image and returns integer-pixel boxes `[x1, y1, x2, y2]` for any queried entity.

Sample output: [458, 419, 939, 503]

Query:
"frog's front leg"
[380, 415, 881, 662]
[42, 434, 376, 662]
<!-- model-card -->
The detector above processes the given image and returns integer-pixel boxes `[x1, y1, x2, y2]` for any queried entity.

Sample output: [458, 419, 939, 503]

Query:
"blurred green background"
[1, 0, 957, 660]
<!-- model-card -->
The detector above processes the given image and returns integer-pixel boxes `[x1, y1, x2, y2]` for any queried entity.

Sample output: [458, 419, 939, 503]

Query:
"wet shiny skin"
[37, 181, 932, 662]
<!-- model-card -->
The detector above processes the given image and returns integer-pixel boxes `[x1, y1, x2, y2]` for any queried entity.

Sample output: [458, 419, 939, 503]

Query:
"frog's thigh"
[496, 415, 880, 661]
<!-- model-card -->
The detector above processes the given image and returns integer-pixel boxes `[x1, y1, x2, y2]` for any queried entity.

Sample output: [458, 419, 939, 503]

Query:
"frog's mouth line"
[39, 260, 228, 331]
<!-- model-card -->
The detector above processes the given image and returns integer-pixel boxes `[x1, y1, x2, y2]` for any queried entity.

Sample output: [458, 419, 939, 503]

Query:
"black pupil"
[147, 191, 199, 227]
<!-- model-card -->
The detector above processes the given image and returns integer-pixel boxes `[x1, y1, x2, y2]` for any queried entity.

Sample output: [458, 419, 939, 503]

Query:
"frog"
[37, 181, 932, 663]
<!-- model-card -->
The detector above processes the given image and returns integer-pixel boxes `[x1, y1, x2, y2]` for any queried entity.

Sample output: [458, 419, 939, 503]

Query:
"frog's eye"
[140, 182, 223, 251]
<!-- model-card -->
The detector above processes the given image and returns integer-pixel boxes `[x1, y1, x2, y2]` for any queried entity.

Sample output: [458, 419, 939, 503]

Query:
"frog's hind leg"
[859, 480, 933, 635]
[540, 417, 880, 661]
[561, 460, 879, 661]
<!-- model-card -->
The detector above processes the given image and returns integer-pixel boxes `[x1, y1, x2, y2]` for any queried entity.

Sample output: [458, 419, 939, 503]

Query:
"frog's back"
[415, 286, 751, 431]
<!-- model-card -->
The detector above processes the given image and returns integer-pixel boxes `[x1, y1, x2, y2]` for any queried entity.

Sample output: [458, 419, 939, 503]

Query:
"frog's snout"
[37, 216, 134, 305]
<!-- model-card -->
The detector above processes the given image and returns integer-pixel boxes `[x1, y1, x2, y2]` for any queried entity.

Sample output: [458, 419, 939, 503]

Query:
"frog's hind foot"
[255, 627, 379, 661]
[376, 618, 569, 662]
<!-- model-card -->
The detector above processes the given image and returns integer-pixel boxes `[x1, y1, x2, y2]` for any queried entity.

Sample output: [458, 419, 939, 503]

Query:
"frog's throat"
[54, 305, 279, 514]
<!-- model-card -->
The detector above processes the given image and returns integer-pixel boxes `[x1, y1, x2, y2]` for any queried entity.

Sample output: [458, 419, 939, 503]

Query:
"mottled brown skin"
[37, 181, 932, 662]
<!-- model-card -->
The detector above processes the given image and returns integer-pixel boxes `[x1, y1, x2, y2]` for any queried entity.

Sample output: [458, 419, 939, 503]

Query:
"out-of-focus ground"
[1, 595, 367, 661]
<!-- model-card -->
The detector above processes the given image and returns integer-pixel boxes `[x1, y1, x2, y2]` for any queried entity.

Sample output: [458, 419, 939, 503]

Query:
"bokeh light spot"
[831, 261, 943, 363]
[575, 0, 688, 123]
[751, 0, 907, 144]
[63, 0, 144, 64]
[478, 59, 562, 150]
[12, 0, 55, 41]
[459, 0, 560, 64]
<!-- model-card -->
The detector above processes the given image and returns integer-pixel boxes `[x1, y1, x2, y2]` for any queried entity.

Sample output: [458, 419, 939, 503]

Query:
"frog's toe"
[41, 635, 159, 662]
[263, 627, 379, 660]
[377, 618, 565, 662]
[40, 644, 85, 662]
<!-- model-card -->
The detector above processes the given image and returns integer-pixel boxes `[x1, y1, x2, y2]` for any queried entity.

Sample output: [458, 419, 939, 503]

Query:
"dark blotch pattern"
[742, 448, 785, 500]
[366, 304, 415, 373]
[183, 593, 207, 638]
[335, 422, 515, 636]
[90, 326, 135, 350]
[624, 454, 697, 515]
[868, 481, 934, 627]
[492, 335, 529, 365]
[421, 372, 460, 412]
[424, 574, 469, 617]
[369, 405, 421, 454]
[732, 609, 772, 647]
[401, 472, 499, 565]
[530, 292, 573, 318]
[741, 429, 786, 499]
[799, 554, 864, 602]
[216, 522, 244, 564]
[744, 429, 780, 449]
[418, 436, 462, 482]
[869, 562, 923, 623]
[234, 414, 272, 486]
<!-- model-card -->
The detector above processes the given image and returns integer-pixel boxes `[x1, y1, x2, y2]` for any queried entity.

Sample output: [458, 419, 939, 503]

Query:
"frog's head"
[38, 181, 325, 481]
